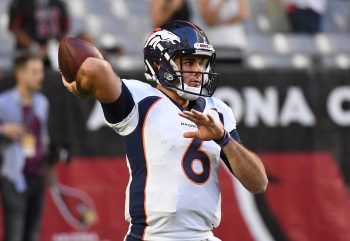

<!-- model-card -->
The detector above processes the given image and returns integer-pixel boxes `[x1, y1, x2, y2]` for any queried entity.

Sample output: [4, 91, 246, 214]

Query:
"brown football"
[58, 37, 103, 83]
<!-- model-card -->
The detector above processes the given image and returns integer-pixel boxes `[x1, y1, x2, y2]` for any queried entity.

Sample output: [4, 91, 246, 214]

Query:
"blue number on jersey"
[182, 138, 211, 184]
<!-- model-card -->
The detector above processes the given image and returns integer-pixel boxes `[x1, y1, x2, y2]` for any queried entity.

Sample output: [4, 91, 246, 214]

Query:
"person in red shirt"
[8, 0, 69, 67]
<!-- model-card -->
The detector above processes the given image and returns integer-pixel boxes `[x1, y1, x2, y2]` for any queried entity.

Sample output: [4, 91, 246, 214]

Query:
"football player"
[62, 20, 268, 241]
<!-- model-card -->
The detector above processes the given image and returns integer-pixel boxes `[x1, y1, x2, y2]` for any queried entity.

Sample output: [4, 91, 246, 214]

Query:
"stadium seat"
[65, 0, 86, 18]
[245, 0, 290, 34]
[1, 0, 349, 71]
[84, 0, 112, 15]
[323, 0, 350, 33]
[246, 34, 276, 55]
[320, 54, 350, 69]
[246, 54, 294, 69]
[0, 0, 10, 15]
[246, 33, 315, 56]
[245, 33, 316, 69]
[282, 34, 316, 55]
[0, 31, 14, 71]
[314, 33, 350, 55]
[109, 0, 130, 20]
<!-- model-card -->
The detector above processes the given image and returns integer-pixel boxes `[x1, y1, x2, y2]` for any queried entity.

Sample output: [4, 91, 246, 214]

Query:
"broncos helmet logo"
[145, 29, 180, 49]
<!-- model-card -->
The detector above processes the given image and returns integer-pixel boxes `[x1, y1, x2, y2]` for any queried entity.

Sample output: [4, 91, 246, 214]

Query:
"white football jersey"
[105, 79, 237, 241]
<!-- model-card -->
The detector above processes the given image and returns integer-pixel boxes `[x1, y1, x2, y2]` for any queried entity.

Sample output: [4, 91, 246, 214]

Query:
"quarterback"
[62, 20, 268, 241]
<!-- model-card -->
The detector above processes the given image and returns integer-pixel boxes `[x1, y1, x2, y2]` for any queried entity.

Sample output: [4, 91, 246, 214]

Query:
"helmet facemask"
[144, 20, 220, 100]
[165, 52, 219, 100]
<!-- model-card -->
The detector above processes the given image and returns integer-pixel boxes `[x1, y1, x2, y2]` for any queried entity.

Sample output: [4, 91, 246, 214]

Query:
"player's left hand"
[179, 109, 224, 141]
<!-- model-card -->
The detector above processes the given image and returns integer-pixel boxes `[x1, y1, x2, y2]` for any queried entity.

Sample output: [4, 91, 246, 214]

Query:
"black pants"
[0, 175, 45, 241]
[288, 8, 322, 34]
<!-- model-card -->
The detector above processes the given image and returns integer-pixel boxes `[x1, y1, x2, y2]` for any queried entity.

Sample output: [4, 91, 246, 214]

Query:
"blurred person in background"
[151, 0, 191, 27]
[8, 0, 70, 68]
[197, 0, 249, 63]
[0, 53, 49, 241]
[283, 0, 327, 34]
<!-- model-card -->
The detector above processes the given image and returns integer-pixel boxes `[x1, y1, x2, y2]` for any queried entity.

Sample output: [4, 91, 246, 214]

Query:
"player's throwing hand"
[61, 76, 91, 99]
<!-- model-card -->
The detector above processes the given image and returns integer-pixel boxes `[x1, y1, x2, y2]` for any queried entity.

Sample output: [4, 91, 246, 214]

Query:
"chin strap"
[176, 84, 201, 100]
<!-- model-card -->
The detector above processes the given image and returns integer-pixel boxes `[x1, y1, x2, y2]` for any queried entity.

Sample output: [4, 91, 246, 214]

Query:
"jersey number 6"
[181, 139, 211, 185]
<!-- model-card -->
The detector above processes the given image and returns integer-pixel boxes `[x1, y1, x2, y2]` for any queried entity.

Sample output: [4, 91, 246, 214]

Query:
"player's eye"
[182, 59, 194, 66]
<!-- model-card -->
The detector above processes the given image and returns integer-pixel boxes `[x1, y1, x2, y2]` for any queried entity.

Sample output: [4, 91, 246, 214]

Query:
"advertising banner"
[1, 154, 347, 241]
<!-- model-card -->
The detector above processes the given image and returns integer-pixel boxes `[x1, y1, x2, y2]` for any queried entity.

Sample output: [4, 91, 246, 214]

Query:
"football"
[58, 37, 103, 83]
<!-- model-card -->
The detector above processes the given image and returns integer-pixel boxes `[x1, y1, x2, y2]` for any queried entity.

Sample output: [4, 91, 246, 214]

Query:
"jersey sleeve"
[212, 98, 237, 133]
[101, 81, 135, 124]
[102, 79, 161, 136]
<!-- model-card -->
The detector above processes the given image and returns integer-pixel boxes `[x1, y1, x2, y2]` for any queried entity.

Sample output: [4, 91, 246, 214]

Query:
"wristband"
[214, 129, 231, 148]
